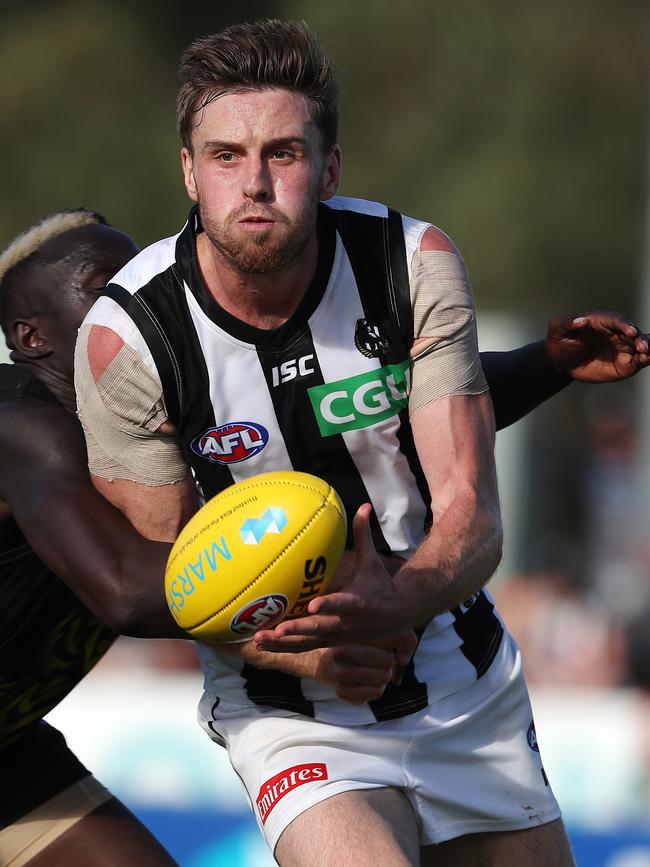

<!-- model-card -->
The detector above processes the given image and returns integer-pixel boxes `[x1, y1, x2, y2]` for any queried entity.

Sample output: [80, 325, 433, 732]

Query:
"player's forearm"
[394, 486, 503, 625]
[480, 342, 572, 431]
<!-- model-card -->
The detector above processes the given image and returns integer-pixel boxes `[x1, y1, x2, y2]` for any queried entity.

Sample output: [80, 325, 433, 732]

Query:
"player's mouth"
[239, 216, 275, 229]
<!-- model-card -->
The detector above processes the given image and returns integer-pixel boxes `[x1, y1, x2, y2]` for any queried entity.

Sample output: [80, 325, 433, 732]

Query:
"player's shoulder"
[110, 230, 181, 296]
[324, 197, 457, 255]
[324, 195, 390, 219]
[76, 220, 187, 355]
[418, 225, 460, 254]
[0, 384, 84, 479]
[0, 364, 61, 415]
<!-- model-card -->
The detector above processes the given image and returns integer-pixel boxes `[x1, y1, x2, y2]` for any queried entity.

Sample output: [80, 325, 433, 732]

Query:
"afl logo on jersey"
[354, 319, 390, 359]
[190, 422, 269, 464]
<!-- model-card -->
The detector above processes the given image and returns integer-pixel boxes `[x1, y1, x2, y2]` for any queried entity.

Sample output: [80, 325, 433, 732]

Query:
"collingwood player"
[73, 20, 649, 867]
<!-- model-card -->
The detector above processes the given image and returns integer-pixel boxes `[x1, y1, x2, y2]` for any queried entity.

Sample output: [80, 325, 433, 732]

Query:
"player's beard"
[198, 196, 319, 274]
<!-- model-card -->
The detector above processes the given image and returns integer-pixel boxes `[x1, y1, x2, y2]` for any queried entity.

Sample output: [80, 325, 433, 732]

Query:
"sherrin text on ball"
[164, 471, 347, 641]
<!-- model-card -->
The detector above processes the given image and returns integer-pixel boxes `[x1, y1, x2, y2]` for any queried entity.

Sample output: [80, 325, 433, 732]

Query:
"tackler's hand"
[545, 311, 649, 383]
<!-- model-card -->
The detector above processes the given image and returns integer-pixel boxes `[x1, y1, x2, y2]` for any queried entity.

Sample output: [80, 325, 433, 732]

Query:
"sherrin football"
[165, 471, 347, 642]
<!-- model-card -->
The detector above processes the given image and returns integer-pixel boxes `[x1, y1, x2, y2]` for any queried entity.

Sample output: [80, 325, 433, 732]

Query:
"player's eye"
[272, 150, 292, 160]
[216, 152, 236, 162]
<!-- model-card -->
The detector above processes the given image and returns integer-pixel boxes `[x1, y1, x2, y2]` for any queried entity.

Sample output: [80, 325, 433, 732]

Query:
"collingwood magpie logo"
[354, 319, 390, 358]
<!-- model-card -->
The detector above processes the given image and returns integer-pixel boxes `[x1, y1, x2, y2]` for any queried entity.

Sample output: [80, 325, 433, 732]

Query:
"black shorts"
[0, 721, 90, 829]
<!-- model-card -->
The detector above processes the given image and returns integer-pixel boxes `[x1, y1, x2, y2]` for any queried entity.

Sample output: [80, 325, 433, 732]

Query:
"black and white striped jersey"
[83, 196, 511, 725]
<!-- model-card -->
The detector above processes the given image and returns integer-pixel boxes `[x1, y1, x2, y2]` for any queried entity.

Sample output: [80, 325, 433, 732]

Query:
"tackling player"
[0, 209, 183, 865]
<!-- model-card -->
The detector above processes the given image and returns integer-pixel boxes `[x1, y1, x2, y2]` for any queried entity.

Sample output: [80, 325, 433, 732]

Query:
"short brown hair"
[177, 19, 339, 153]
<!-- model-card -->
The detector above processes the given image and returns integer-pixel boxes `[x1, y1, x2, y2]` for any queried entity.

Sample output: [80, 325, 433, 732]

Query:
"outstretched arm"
[0, 399, 188, 638]
[482, 311, 649, 430]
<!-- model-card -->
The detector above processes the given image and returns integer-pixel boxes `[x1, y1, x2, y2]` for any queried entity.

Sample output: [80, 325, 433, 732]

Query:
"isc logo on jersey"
[191, 422, 268, 463]
[308, 360, 410, 437]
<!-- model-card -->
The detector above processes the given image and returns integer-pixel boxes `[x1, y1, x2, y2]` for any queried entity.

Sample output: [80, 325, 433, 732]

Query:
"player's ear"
[181, 147, 198, 202]
[319, 145, 341, 201]
[11, 318, 51, 359]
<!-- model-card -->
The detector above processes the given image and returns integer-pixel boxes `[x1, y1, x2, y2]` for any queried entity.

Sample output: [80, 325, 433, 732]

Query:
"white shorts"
[203, 651, 561, 854]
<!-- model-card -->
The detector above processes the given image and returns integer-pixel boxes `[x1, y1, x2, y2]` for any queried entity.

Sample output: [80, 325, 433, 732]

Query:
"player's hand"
[255, 504, 416, 658]
[545, 311, 649, 383]
[310, 642, 402, 705]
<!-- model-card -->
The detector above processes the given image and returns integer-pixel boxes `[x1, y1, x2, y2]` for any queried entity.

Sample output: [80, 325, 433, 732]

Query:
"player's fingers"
[333, 663, 394, 687]
[334, 644, 396, 670]
[635, 334, 650, 355]
[255, 615, 349, 650]
[254, 633, 329, 652]
[396, 629, 418, 667]
[570, 313, 639, 341]
[336, 684, 387, 705]
[352, 503, 375, 565]
[308, 590, 363, 616]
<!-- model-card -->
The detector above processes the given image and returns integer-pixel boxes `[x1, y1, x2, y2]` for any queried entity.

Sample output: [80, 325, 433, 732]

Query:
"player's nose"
[243, 156, 272, 201]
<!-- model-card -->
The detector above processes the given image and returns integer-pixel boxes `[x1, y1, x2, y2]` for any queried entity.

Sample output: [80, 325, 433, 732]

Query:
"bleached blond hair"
[0, 208, 107, 344]
[0, 209, 105, 286]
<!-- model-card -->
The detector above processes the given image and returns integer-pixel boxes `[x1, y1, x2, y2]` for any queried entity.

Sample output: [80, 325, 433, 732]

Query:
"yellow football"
[165, 470, 347, 642]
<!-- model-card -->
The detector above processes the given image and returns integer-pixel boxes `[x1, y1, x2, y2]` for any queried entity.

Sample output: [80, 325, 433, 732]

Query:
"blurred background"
[2, 0, 650, 863]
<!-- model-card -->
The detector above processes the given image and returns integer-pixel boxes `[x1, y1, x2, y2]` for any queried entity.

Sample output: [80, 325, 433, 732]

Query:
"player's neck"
[196, 232, 319, 330]
[11, 357, 76, 413]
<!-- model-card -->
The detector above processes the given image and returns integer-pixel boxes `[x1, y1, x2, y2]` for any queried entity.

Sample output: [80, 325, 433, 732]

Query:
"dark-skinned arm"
[481, 311, 650, 431]
[0, 399, 187, 638]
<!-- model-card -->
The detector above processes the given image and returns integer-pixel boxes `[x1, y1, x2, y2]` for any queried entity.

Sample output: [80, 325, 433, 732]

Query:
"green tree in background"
[300, 0, 648, 316]
[1, 0, 647, 318]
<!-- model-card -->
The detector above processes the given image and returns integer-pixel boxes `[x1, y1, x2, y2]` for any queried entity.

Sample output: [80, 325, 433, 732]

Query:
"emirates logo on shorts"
[256, 763, 328, 824]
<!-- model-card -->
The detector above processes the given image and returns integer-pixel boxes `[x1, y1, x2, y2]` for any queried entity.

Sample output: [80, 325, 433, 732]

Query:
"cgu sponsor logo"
[257, 763, 328, 824]
[190, 422, 268, 464]
[307, 361, 410, 437]
[287, 557, 328, 618]
[230, 594, 288, 636]
[167, 538, 233, 616]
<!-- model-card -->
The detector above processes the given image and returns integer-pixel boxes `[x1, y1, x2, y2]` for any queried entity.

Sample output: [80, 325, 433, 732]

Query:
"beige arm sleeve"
[75, 324, 190, 485]
[409, 249, 488, 417]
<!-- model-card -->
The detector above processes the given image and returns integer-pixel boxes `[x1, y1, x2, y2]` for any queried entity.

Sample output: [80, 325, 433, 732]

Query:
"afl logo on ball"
[230, 594, 289, 635]
[191, 422, 269, 464]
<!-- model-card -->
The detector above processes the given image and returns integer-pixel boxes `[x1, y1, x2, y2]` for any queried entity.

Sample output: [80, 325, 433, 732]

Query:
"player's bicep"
[409, 226, 488, 417]
[91, 474, 197, 542]
[75, 315, 196, 541]
[75, 322, 189, 483]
